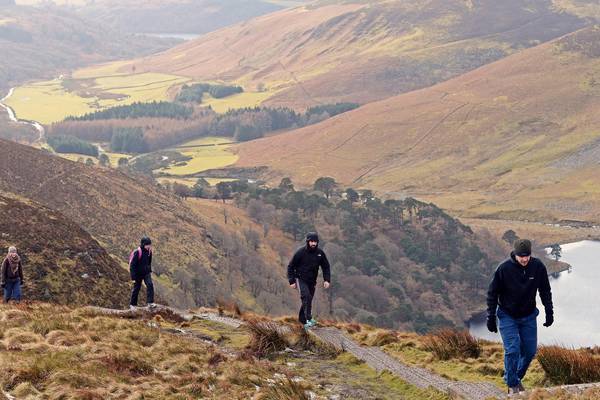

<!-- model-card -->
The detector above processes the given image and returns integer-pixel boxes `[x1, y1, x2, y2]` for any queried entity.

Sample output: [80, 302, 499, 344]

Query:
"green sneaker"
[308, 318, 318, 327]
[303, 322, 312, 330]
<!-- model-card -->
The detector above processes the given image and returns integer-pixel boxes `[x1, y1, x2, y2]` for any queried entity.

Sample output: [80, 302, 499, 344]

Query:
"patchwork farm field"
[5, 72, 190, 124]
[157, 137, 238, 176]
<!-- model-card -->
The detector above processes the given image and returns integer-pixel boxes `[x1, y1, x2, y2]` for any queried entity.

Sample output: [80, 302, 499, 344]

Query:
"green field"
[158, 176, 238, 187]
[156, 137, 238, 176]
[5, 72, 190, 124]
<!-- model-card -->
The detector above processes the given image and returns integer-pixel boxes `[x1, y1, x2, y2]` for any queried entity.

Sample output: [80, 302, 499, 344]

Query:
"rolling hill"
[0, 193, 129, 307]
[0, 138, 288, 311]
[66, 0, 289, 36]
[129, 0, 588, 109]
[0, 2, 177, 91]
[234, 25, 600, 223]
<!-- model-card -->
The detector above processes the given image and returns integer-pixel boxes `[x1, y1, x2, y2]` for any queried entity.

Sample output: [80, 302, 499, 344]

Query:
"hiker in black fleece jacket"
[287, 232, 331, 326]
[486, 239, 553, 394]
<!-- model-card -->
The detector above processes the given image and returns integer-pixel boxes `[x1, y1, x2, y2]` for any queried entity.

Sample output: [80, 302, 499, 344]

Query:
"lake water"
[138, 33, 200, 41]
[469, 240, 600, 348]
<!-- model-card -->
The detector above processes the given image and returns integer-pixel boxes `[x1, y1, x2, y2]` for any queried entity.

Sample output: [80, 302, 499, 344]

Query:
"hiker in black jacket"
[129, 237, 155, 309]
[486, 239, 554, 394]
[287, 232, 331, 329]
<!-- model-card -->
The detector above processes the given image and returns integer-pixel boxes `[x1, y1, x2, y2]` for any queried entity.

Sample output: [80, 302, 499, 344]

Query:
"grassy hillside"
[0, 139, 279, 312]
[0, 140, 295, 314]
[0, 303, 598, 399]
[0, 193, 129, 307]
[127, 0, 588, 109]
[0, 302, 449, 399]
[235, 25, 600, 223]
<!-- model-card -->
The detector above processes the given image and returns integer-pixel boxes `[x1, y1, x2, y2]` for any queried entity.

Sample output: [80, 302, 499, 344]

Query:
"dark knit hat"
[306, 232, 319, 243]
[513, 239, 532, 257]
[141, 237, 152, 247]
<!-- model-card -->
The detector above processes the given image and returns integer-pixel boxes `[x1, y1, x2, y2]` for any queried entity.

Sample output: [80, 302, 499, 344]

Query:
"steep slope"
[131, 0, 587, 108]
[0, 3, 177, 91]
[235, 25, 600, 223]
[0, 193, 129, 307]
[0, 139, 278, 310]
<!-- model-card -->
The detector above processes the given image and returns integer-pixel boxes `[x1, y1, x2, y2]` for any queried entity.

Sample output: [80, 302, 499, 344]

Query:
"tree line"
[167, 176, 495, 332]
[176, 83, 244, 103]
[49, 103, 360, 152]
[65, 101, 193, 121]
[47, 135, 99, 157]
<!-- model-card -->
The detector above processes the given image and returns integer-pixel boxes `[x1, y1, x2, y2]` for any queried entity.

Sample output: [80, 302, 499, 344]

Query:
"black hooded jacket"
[486, 252, 553, 319]
[287, 245, 331, 286]
[130, 247, 152, 280]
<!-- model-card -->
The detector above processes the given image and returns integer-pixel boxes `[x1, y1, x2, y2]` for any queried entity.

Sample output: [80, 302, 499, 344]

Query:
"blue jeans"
[497, 307, 538, 387]
[3, 280, 22, 302]
[130, 274, 154, 306]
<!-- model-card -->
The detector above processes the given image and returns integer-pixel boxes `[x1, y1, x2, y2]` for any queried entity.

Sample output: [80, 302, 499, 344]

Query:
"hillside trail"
[84, 304, 600, 400]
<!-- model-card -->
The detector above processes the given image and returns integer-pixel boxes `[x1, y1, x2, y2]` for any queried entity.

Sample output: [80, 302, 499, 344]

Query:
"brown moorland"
[130, 0, 588, 109]
[234, 26, 600, 223]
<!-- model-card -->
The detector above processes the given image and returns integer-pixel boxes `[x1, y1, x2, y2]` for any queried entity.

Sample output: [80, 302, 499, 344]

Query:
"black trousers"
[130, 273, 154, 306]
[297, 279, 316, 324]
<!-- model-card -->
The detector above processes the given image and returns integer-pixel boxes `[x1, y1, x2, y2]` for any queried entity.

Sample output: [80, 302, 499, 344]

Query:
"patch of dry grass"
[245, 319, 289, 358]
[0, 303, 304, 399]
[423, 328, 482, 360]
[537, 345, 600, 385]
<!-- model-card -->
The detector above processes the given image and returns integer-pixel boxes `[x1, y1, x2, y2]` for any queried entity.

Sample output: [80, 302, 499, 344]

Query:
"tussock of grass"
[29, 317, 72, 337]
[208, 350, 228, 367]
[366, 330, 399, 347]
[246, 320, 289, 358]
[217, 299, 243, 318]
[256, 377, 311, 400]
[4, 351, 76, 389]
[537, 345, 600, 385]
[126, 325, 160, 348]
[102, 353, 154, 377]
[45, 330, 88, 347]
[289, 325, 340, 357]
[423, 328, 482, 360]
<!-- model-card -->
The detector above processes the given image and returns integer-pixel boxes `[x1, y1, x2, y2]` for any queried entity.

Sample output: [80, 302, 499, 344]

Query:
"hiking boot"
[517, 382, 525, 392]
[147, 303, 157, 309]
[508, 386, 521, 395]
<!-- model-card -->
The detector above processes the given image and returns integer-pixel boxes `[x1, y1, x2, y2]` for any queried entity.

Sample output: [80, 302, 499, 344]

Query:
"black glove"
[543, 313, 554, 327]
[486, 315, 498, 333]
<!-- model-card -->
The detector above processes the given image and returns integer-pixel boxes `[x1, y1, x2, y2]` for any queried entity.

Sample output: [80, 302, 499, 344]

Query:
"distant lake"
[138, 33, 201, 41]
[469, 240, 600, 348]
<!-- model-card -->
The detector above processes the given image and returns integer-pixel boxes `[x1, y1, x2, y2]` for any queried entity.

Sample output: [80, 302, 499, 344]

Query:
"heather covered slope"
[0, 139, 281, 310]
[235, 26, 600, 223]
[0, 193, 129, 307]
[131, 0, 587, 108]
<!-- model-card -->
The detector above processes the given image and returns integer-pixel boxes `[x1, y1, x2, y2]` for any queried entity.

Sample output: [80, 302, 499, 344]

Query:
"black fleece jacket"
[287, 246, 331, 286]
[130, 248, 152, 280]
[487, 252, 553, 319]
